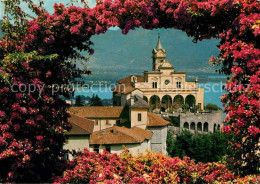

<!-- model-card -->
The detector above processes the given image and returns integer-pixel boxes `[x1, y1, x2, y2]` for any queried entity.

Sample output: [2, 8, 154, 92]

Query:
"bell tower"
[152, 34, 166, 71]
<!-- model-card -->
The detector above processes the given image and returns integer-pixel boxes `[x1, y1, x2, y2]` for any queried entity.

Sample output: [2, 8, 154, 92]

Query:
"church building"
[113, 36, 204, 113]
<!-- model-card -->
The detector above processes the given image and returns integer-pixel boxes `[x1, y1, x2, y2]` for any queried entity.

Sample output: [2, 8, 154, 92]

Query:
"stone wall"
[148, 126, 168, 155]
[179, 111, 223, 133]
[168, 111, 223, 136]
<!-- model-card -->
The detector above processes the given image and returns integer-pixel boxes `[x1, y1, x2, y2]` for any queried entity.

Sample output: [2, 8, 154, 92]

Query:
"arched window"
[190, 122, 195, 130]
[161, 95, 172, 112]
[214, 124, 217, 133]
[150, 95, 160, 110]
[131, 76, 137, 83]
[197, 122, 202, 131]
[143, 96, 148, 102]
[184, 122, 189, 129]
[217, 124, 221, 131]
[185, 95, 196, 109]
[203, 122, 209, 132]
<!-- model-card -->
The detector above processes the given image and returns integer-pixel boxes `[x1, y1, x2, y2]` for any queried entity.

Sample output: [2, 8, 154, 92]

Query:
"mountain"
[79, 28, 224, 83]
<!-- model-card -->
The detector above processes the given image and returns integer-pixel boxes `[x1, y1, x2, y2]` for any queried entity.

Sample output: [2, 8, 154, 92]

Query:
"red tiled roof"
[67, 114, 94, 135]
[148, 112, 170, 127]
[111, 83, 136, 94]
[90, 126, 152, 145]
[68, 106, 124, 119]
[116, 75, 144, 84]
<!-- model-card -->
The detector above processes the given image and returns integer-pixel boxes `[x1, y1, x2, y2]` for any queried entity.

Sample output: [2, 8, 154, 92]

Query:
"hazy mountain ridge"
[81, 28, 224, 83]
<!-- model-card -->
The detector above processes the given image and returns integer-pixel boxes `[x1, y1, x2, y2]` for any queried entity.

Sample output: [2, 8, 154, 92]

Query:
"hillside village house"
[67, 93, 169, 156]
[68, 106, 127, 132]
[64, 114, 94, 159]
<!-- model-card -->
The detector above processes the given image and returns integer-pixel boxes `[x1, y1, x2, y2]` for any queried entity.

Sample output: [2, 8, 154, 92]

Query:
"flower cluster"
[0, 52, 71, 182]
[54, 149, 260, 183]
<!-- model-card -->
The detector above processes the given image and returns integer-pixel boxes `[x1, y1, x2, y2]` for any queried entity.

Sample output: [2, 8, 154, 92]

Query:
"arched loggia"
[173, 95, 184, 110]
[149, 95, 160, 110]
[185, 95, 196, 109]
[161, 95, 172, 112]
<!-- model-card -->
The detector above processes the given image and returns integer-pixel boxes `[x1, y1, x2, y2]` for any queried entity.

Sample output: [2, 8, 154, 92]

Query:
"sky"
[0, 0, 120, 30]
[0, 0, 97, 19]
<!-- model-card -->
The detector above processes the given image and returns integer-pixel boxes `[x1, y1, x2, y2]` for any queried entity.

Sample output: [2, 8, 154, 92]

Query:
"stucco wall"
[64, 135, 90, 159]
[148, 126, 168, 155]
[91, 140, 151, 156]
[91, 119, 118, 132]
[179, 111, 223, 133]
[130, 108, 148, 129]
[196, 88, 204, 110]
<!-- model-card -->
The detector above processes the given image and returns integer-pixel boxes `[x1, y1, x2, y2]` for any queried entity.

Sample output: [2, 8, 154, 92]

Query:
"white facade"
[64, 135, 90, 159]
[90, 140, 151, 157]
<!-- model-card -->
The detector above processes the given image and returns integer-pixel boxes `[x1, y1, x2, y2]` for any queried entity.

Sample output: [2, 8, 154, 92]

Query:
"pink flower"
[14, 124, 21, 131]
[1, 124, 9, 132]
[29, 23, 40, 33]
[26, 119, 36, 126]
[20, 107, 28, 115]
[0, 110, 6, 118]
[248, 126, 260, 137]
[153, 18, 159, 26]
[222, 125, 232, 134]
[44, 35, 55, 44]
[0, 137, 7, 146]
[12, 103, 20, 111]
[46, 71, 52, 77]
[70, 25, 81, 35]
[36, 135, 43, 142]
[250, 75, 258, 84]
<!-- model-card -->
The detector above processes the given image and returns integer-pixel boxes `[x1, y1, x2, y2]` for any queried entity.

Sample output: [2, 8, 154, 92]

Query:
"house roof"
[67, 114, 94, 135]
[90, 126, 152, 145]
[148, 112, 170, 127]
[111, 83, 136, 94]
[116, 75, 144, 84]
[127, 95, 149, 109]
[68, 106, 124, 119]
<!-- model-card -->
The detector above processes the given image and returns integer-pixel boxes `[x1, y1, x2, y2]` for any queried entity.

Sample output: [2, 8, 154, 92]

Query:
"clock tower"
[152, 34, 166, 71]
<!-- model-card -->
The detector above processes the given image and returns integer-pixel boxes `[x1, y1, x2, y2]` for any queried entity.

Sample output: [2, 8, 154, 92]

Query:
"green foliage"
[167, 131, 230, 163]
[90, 94, 103, 106]
[205, 103, 222, 111]
[75, 95, 84, 106]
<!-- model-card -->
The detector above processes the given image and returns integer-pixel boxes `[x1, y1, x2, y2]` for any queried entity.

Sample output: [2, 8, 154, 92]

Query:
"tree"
[205, 103, 222, 111]
[167, 131, 230, 163]
[90, 94, 103, 106]
[75, 95, 84, 106]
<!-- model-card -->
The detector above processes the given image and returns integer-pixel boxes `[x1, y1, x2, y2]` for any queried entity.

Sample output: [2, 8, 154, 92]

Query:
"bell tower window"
[152, 82, 157, 88]
[138, 113, 142, 122]
[176, 82, 181, 88]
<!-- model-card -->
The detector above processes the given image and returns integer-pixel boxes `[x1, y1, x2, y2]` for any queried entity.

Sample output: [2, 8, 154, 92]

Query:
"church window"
[138, 113, 142, 121]
[152, 82, 157, 88]
[176, 82, 181, 88]
[165, 80, 170, 85]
